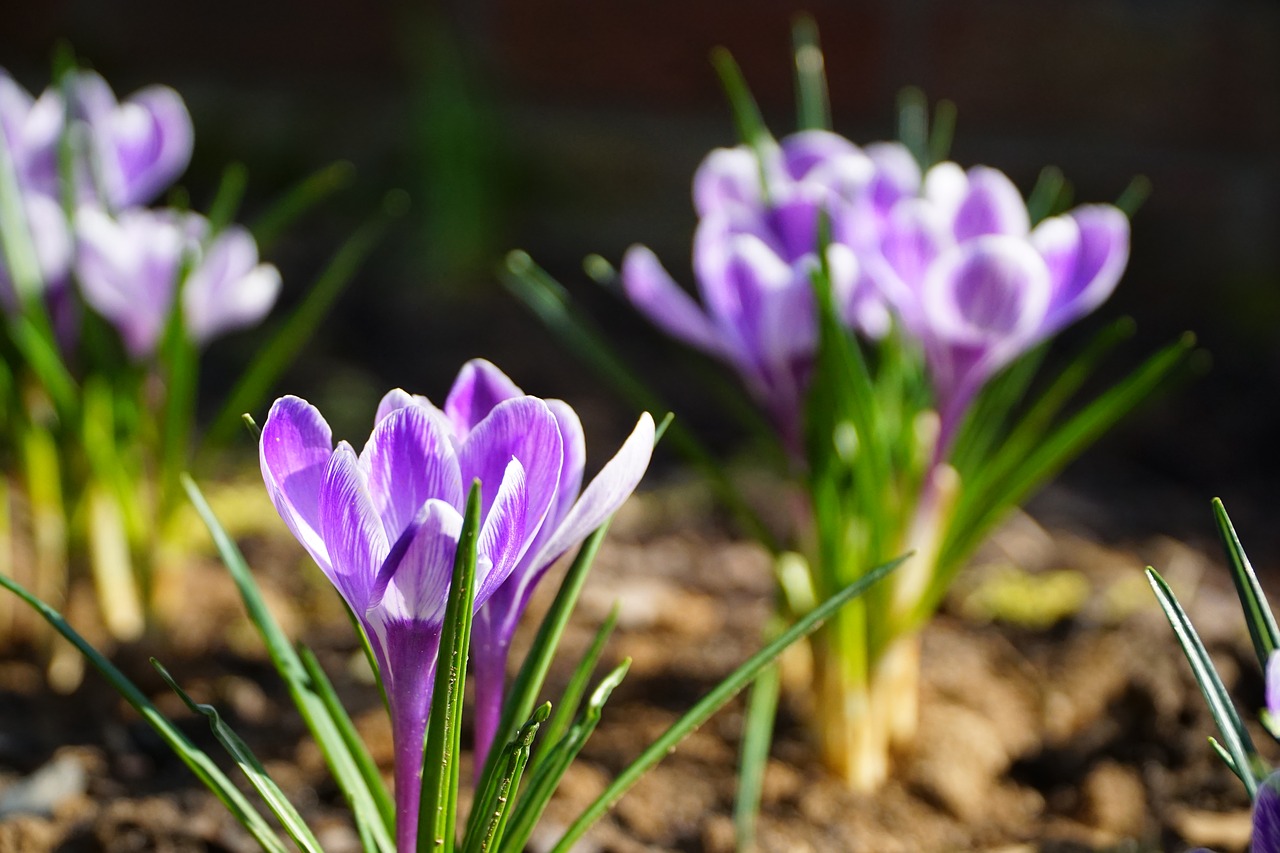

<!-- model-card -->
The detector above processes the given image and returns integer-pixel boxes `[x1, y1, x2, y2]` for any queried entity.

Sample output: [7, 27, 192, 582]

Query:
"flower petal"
[371, 497, 463, 627]
[443, 358, 524, 437]
[693, 145, 764, 216]
[535, 412, 654, 570]
[182, 225, 280, 345]
[1255, 772, 1280, 853]
[950, 166, 1029, 241]
[474, 456, 528, 604]
[260, 395, 334, 572]
[319, 442, 389, 615]
[621, 245, 723, 354]
[109, 85, 193, 208]
[1032, 204, 1129, 335]
[923, 235, 1051, 348]
[458, 397, 562, 562]
[361, 404, 464, 544]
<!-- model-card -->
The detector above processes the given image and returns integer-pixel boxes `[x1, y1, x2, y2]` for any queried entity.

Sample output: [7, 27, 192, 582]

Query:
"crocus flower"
[622, 132, 915, 452]
[1258, 773, 1280, 853]
[863, 162, 1129, 454]
[74, 206, 280, 358]
[261, 386, 567, 852]
[389, 360, 655, 768]
[0, 67, 191, 209]
[68, 71, 193, 209]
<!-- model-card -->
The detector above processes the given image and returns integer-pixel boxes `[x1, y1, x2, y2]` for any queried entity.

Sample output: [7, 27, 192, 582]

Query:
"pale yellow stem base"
[812, 631, 923, 792]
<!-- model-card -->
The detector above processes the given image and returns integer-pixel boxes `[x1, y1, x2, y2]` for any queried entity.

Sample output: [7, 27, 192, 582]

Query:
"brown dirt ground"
[0, 476, 1267, 853]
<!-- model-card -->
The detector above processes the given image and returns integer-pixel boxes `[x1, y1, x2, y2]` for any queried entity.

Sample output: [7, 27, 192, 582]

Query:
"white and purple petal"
[443, 358, 524, 437]
[260, 396, 335, 572]
[360, 405, 464, 545]
[318, 442, 389, 616]
[620, 245, 723, 355]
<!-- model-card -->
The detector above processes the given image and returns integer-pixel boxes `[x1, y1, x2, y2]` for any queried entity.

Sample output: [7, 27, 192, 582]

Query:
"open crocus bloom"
[74, 206, 280, 358]
[864, 163, 1130, 453]
[261, 387, 567, 852]
[401, 360, 656, 768]
[0, 68, 191, 210]
[622, 132, 914, 452]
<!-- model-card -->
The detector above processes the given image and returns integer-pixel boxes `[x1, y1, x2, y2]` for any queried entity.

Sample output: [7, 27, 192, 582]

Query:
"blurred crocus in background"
[75, 206, 280, 358]
[621, 131, 917, 454]
[260, 364, 652, 851]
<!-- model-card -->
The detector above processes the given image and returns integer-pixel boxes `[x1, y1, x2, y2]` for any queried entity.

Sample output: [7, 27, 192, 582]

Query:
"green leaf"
[206, 161, 249, 234]
[464, 703, 549, 853]
[298, 645, 394, 829]
[503, 661, 631, 853]
[1114, 175, 1151, 219]
[0, 572, 287, 853]
[548, 555, 905, 852]
[418, 482, 481, 853]
[182, 475, 394, 852]
[926, 99, 957, 168]
[533, 604, 619, 769]
[1147, 567, 1258, 798]
[465, 522, 613, 845]
[205, 197, 403, 448]
[734, 657, 780, 852]
[152, 658, 325, 853]
[251, 160, 357, 251]
[933, 333, 1195, 614]
[1026, 166, 1067, 225]
[1213, 498, 1280, 674]
[710, 47, 771, 149]
[791, 15, 830, 132]
[896, 87, 930, 169]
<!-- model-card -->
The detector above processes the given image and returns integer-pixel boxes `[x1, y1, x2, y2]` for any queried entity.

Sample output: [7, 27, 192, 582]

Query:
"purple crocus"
[1258, 773, 1280, 853]
[863, 162, 1130, 454]
[74, 206, 280, 358]
[261, 387, 568, 852]
[0, 67, 191, 210]
[399, 360, 656, 768]
[622, 132, 914, 453]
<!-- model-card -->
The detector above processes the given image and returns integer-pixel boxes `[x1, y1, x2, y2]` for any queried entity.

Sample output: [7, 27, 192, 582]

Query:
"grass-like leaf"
[710, 47, 771, 149]
[1214, 498, 1280, 674]
[734, 656, 781, 852]
[206, 161, 249, 234]
[251, 160, 357, 251]
[205, 195, 404, 448]
[464, 703, 549, 853]
[418, 482, 481, 853]
[0, 572, 287, 853]
[1147, 567, 1258, 797]
[183, 474, 395, 852]
[298, 644, 394, 829]
[503, 661, 631, 853]
[533, 604, 620, 769]
[791, 15, 830, 132]
[548, 555, 905, 852]
[152, 658, 325, 853]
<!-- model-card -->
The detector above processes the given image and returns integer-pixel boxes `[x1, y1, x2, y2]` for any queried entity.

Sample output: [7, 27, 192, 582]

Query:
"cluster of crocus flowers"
[261, 359, 653, 852]
[0, 67, 278, 355]
[621, 130, 1129, 459]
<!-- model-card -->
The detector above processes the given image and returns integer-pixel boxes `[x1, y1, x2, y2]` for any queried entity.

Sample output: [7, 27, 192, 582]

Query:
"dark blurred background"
[3, 1, 1278, 553]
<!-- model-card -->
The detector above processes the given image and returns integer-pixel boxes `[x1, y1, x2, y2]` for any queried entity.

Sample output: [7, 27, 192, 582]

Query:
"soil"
[0, 475, 1267, 853]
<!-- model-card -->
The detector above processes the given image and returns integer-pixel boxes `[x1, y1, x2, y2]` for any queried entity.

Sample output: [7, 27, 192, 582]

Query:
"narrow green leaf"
[418, 482, 482, 853]
[465, 703, 549, 853]
[533, 604, 619, 769]
[503, 662, 631, 853]
[466, 522, 612, 844]
[926, 99, 957, 168]
[1114, 175, 1151, 219]
[549, 556, 905, 852]
[896, 87, 929, 169]
[182, 475, 395, 852]
[710, 48, 771, 148]
[251, 160, 357, 251]
[298, 645, 395, 829]
[934, 333, 1195, 609]
[8, 315, 78, 415]
[152, 659, 325, 853]
[734, 658, 780, 852]
[1213, 498, 1280, 673]
[206, 161, 249, 234]
[1026, 166, 1067, 225]
[1147, 567, 1258, 797]
[205, 202, 400, 448]
[0, 573, 287, 853]
[791, 15, 830, 132]
[502, 251, 778, 551]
